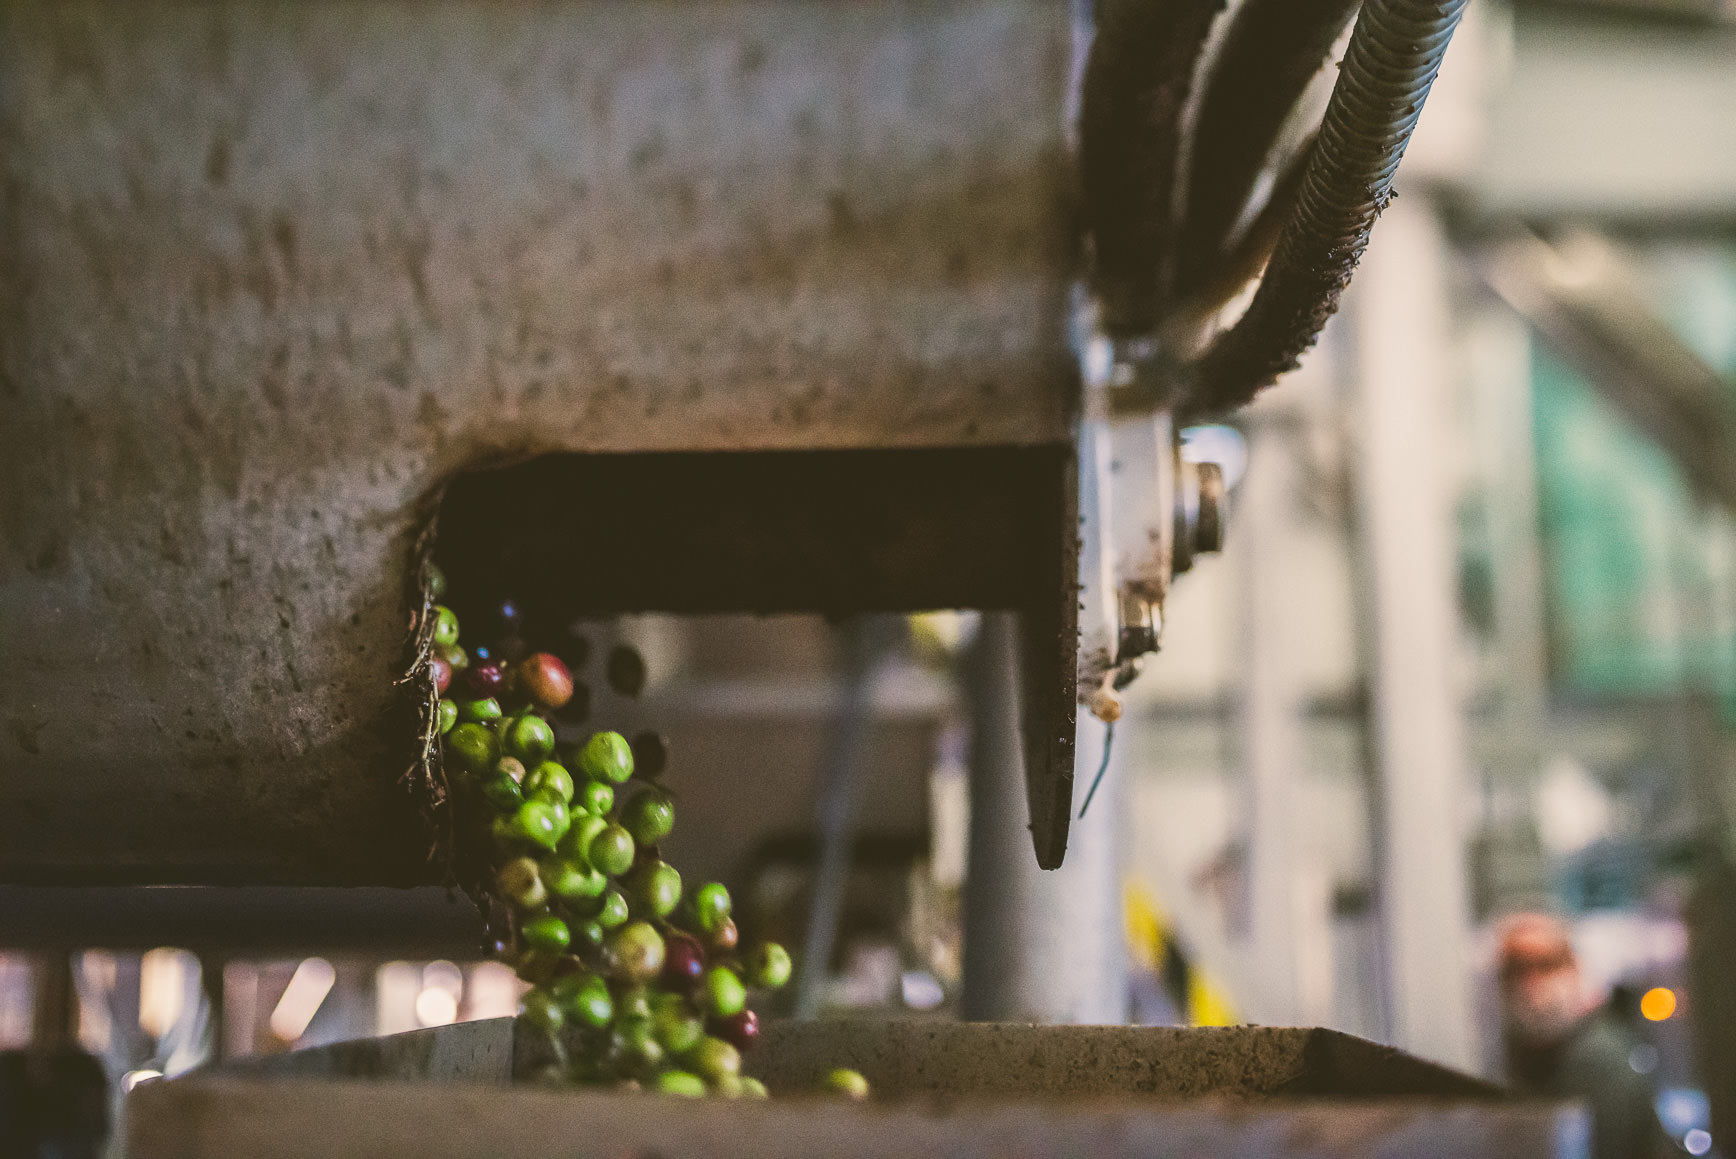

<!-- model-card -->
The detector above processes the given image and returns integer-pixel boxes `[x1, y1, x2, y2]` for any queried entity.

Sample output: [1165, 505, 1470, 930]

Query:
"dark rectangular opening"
[436, 446, 1069, 620]
[434, 445, 1079, 868]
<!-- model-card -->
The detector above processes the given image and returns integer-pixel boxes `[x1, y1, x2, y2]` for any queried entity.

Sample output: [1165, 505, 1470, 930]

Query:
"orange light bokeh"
[1640, 987, 1677, 1022]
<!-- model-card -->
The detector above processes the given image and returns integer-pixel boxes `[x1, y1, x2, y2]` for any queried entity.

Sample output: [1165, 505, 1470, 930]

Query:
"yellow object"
[1123, 880, 1239, 1027]
[1187, 973, 1240, 1028]
[1640, 987, 1677, 1022]
[1123, 881, 1164, 974]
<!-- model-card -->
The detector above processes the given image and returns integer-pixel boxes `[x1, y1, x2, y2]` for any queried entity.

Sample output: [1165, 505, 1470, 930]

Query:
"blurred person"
[1498, 913, 1668, 1159]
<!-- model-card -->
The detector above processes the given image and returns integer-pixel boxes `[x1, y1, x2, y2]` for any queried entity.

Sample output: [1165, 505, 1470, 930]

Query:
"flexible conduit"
[1182, 0, 1472, 417]
[1174, 0, 1360, 299]
[1079, 0, 1225, 338]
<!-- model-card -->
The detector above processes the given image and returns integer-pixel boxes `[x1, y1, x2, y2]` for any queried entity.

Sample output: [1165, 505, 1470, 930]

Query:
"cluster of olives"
[423, 578, 864, 1099]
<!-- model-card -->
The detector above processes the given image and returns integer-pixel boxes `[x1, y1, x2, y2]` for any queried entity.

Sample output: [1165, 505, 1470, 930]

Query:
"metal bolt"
[1193, 460, 1226, 555]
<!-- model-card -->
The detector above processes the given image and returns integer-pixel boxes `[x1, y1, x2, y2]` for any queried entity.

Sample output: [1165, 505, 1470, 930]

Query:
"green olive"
[587, 824, 636, 878]
[457, 697, 502, 723]
[480, 770, 524, 813]
[445, 722, 498, 773]
[699, 966, 746, 1019]
[551, 971, 613, 1030]
[505, 714, 557, 764]
[495, 857, 546, 911]
[622, 790, 675, 846]
[575, 779, 614, 817]
[437, 642, 468, 673]
[558, 815, 610, 865]
[521, 913, 571, 952]
[594, 888, 630, 931]
[608, 921, 666, 984]
[616, 986, 654, 1022]
[656, 1070, 706, 1098]
[747, 942, 793, 990]
[611, 1016, 664, 1073]
[684, 1036, 741, 1083]
[572, 919, 607, 957]
[625, 860, 682, 920]
[824, 1068, 870, 1100]
[577, 731, 634, 784]
[691, 883, 732, 936]
[511, 798, 569, 852]
[652, 1002, 704, 1056]
[540, 856, 607, 904]
[519, 988, 564, 1035]
[432, 605, 460, 648]
[525, 761, 574, 804]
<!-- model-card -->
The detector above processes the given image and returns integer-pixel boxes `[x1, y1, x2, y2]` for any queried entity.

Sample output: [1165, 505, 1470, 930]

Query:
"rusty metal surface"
[0, 0, 1075, 883]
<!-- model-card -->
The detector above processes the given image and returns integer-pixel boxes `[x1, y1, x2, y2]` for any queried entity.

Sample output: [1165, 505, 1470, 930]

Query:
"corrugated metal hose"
[1182, 0, 1473, 416]
[1082, 0, 1471, 413]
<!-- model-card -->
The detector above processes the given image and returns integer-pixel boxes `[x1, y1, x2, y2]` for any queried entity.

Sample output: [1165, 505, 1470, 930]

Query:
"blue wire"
[1077, 721, 1115, 819]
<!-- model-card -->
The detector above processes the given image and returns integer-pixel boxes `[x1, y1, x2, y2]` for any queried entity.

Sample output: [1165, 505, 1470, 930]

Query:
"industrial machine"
[0, 0, 1564, 1153]
[1, 0, 1467, 881]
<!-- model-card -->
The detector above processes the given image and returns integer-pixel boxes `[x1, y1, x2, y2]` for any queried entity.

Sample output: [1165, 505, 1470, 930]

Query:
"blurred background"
[3, 0, 1734, 1155]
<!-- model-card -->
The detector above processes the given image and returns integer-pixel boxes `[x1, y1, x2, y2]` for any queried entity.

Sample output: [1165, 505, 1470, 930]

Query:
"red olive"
[518, 652, 574, 710]
[708, 917, 739, 954]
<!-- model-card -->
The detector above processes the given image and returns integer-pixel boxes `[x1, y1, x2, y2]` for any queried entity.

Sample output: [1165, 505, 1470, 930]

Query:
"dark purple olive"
[429, 655, 453, 695]
[661, 932, 706, 990]
[468, 662, 506, 697]
[710, 1008, 759, 1053]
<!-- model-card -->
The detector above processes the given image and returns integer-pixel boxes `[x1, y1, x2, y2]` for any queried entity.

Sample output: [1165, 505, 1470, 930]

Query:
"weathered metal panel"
[169, 1017, 1503, 1099]
[0, 0, 1075, 883]
[129, 1022, 1585, 1159]
[742, 1021, 1502, 1101]
[128, 1079, 1586, 1159]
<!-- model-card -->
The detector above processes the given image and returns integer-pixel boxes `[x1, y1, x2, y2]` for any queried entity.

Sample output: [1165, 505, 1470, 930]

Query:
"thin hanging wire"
[1078, 721, 1116, 819]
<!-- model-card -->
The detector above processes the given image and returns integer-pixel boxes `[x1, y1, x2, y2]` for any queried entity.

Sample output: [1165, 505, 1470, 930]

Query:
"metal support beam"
[1462, 305, 1552, 915]
[1235, 415, 1308, 1026]
[960, 613, 1127, 1023]
[1347, 197, 1477, 1070]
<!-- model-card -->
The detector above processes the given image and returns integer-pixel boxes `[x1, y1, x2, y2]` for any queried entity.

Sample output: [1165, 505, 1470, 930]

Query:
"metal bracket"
[1075, 324, 1229, 725]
